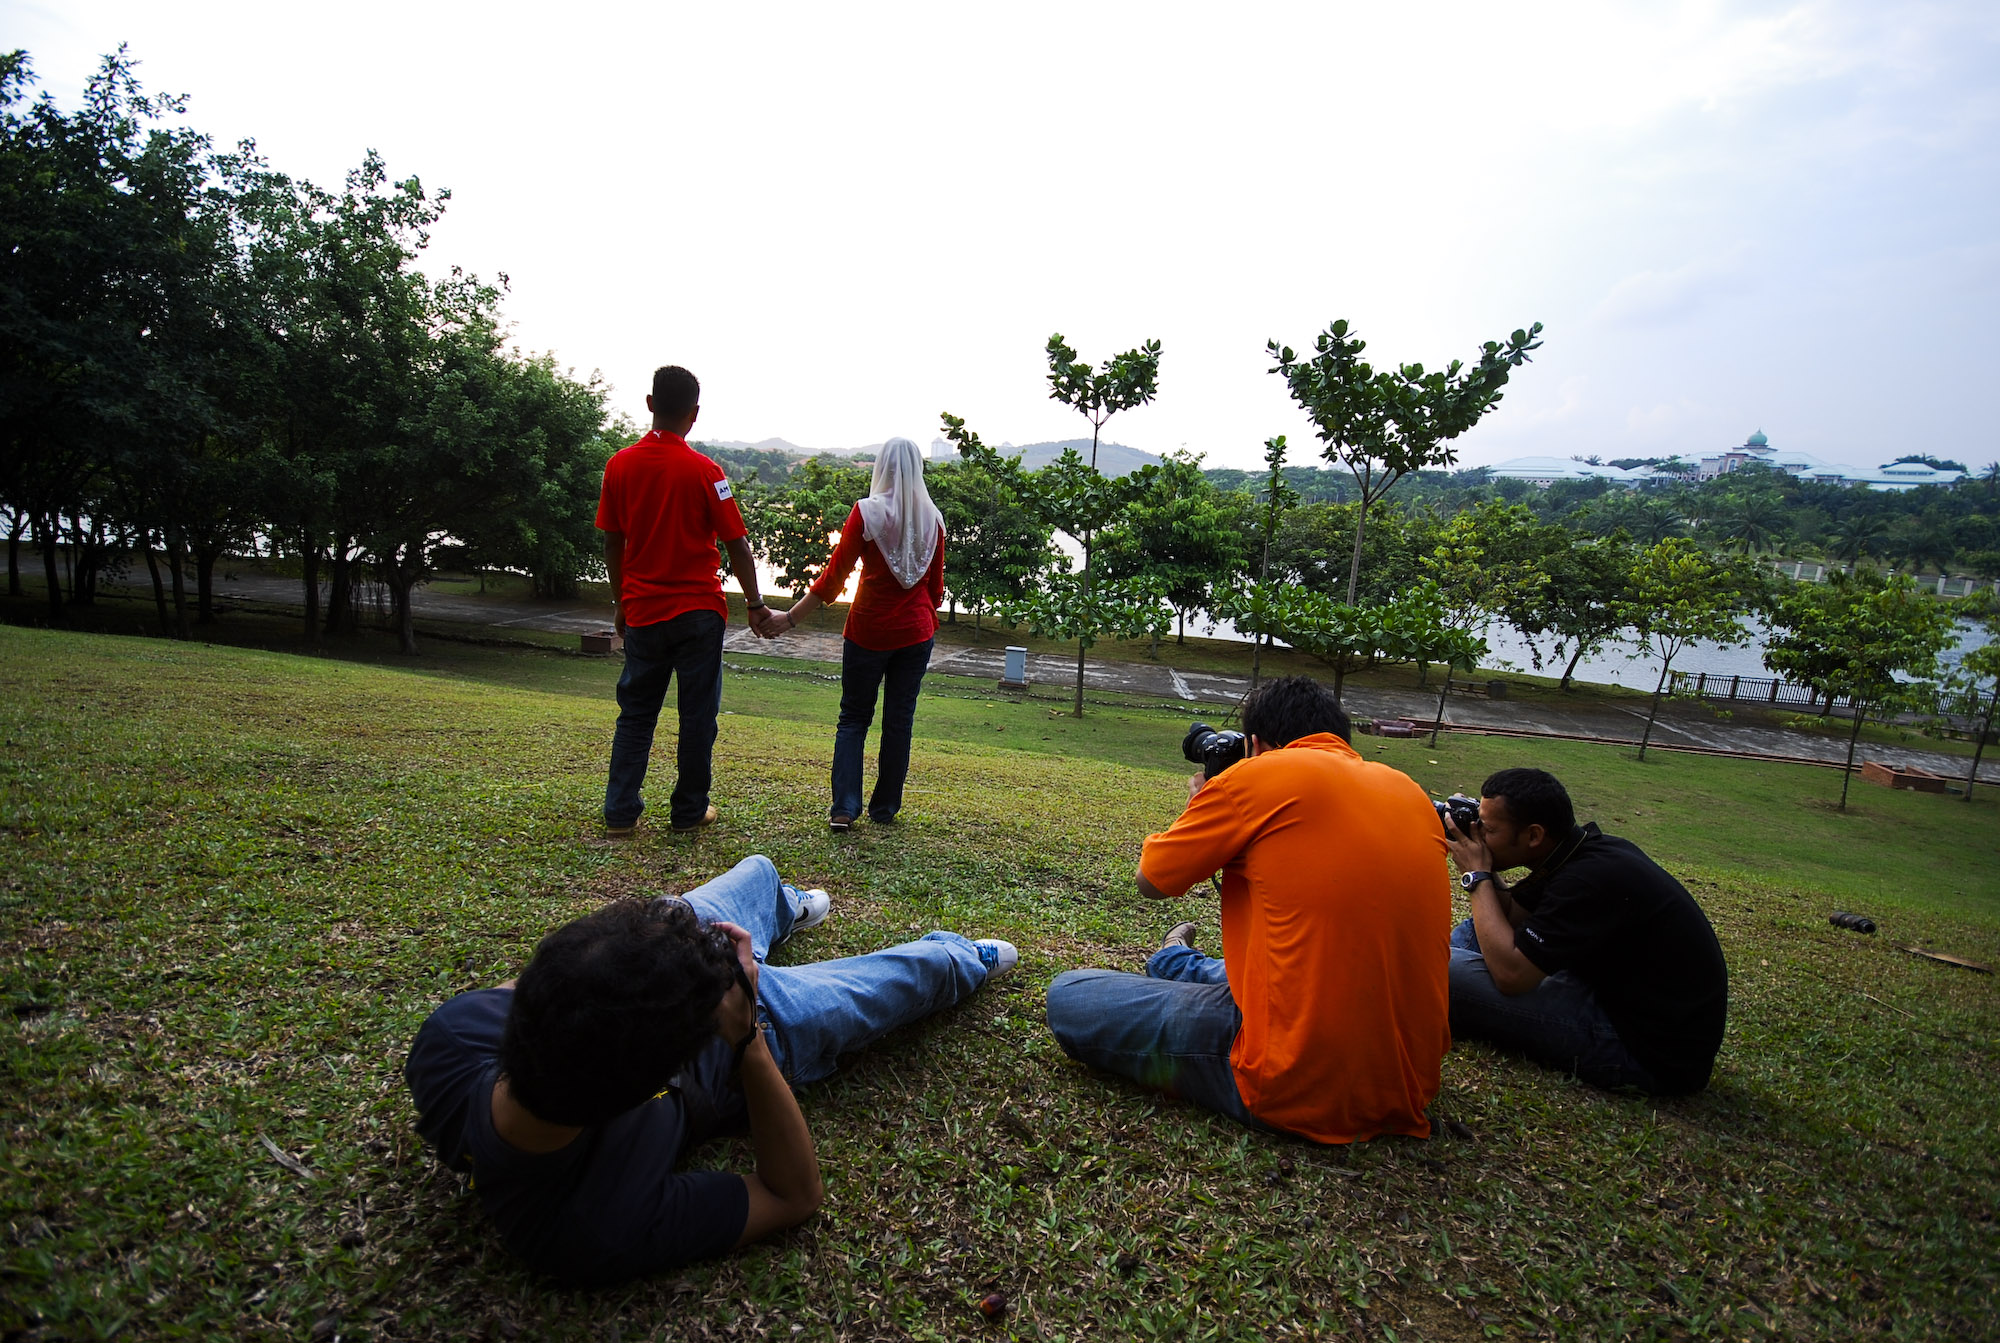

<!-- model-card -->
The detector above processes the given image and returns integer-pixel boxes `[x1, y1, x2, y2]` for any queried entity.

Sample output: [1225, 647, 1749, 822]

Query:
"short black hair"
[498, 898, 736, 1127]
[1481, 768, 1576, 836]
[1241, 675, 1350, 748]
[651, 365, 700, 419]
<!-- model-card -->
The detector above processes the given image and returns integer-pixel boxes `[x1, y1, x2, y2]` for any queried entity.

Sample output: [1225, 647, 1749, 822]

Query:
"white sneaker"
[974, 939, 1019, 977]
[785, 885, 831, 934]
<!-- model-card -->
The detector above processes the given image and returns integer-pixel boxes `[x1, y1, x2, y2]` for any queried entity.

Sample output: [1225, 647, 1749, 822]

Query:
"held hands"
[746, 604, 790, 638]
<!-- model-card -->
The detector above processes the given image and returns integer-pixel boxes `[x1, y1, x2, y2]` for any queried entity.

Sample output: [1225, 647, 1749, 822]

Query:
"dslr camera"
[1434, 793, 1481, 837]
[1182, 722, 1248, 780]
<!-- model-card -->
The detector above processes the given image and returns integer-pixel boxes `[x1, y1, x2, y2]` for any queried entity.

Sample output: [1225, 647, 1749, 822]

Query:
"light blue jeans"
[1044, 947, 1275, 1133]
[680, 855, 991, 1086]
[1448, 918, 1660, 1091]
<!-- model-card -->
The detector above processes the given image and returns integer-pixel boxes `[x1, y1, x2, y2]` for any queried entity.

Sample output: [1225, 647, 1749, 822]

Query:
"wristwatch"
[1459, 870, 1494, 892]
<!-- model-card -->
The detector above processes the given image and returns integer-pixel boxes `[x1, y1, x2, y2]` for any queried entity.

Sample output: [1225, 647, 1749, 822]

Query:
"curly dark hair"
[499, 899, 738, 1127]
[1241, 675, 1351, 748]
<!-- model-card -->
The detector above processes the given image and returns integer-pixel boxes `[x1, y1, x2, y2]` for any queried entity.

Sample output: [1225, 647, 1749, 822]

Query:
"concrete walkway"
[210, 572, 1999, 787]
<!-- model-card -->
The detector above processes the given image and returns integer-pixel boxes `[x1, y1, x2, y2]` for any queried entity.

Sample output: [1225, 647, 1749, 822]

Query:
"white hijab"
[856, 436, 944, 589]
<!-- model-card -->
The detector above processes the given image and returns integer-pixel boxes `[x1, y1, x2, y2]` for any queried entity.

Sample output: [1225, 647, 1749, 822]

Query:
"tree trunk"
[6, 510, 21, 596]
[1963, 685, 1997, 802]
[166, 531, 192, 641]
[1638, 660, 1672, 761]
[1073, 639, 1086, 717]
[1150, 625, 1159, 659]
[388, 540, 422, 654]
[1332, 651, 1348, 704]
[1345, 500, 1368, 605]
[1430, 664, 1454, 747]
[37, 512, 64, 622]
[1560, 643, 1587, 691]
[1251, 631, 1264, 689]
[326, 539, 354, 636]
[1177, 608, 1185, 646]
[63, 511, 76, 597]
[195, 545, 220, 623]
[144, 534, 173, 637]
[301, 538, 322, 646]
[1839, 704, 1866, 811]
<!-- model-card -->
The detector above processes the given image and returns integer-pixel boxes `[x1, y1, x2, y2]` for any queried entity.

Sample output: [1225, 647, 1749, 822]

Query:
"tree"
[1243, 435, 1300, 686]
[1043, 333, 1162, 471]
[999, 565, 1172, 708]
[926, 446, 1053, 628]
[1418, 505, 1547, 740]
[1619, 538, 1752, 761]
[1822, 512, 1889, 573]
[1267, 317, 1543, 604]
[1945, 635, 1999, 803]
[740, 456, 869, 598]
[1706, 492, 1789, 555]
[1763, 569, 1956, 809]
[1503, 532, 1635, 690]
[1097, 450, 1246, 655]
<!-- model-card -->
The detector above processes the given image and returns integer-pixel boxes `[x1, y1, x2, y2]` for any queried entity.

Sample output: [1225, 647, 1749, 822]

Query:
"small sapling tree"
[1268, 318, 1543, 604]
[1620, 538, 1752, 761]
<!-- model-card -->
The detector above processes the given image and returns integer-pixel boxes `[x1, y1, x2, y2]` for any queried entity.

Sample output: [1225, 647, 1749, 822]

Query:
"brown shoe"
[1162, 922, 1200, 951]
[671, 804, 719, 833]
[829, 814, 854, 833]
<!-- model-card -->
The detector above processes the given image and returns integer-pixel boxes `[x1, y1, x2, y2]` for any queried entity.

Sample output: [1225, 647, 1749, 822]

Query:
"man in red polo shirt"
[597, 366, 773, 836]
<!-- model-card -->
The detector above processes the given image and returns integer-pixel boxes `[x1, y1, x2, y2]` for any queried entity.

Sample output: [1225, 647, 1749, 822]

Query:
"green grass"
[2, 624, 1998, 1341]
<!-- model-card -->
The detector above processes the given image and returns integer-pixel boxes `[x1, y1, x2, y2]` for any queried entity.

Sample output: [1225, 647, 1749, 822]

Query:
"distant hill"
[703, 438, 881, 459]
[927, 436, 1164, 478]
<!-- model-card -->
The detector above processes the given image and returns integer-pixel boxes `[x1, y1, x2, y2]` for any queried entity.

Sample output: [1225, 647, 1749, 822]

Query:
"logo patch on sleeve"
[713, 478, 734, 501]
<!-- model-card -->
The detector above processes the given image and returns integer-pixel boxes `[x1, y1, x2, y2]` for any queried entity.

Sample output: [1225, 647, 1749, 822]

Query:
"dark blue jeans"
[604, 610, 725, 829]
[1448, 918, 1660, 1091]
[1044, 948, 1274, 1132]
[831, 636, 933, 823]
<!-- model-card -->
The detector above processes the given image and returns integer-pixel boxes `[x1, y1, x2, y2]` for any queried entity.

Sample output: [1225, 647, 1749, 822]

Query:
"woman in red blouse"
[768, 437, 946, 831]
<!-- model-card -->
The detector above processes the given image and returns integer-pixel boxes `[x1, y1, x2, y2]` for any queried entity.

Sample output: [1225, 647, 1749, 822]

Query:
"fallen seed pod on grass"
[978, 1291, 1009, 1319]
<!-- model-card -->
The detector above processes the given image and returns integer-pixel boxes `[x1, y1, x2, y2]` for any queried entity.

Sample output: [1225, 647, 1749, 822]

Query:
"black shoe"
[868, 811, 897, 826]
[829, 814, 853, 833]
[1162, 922, 1199, 951]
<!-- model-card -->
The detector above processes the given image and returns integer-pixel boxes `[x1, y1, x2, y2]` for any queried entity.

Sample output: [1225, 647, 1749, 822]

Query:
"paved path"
[210, 573, 1998, 786]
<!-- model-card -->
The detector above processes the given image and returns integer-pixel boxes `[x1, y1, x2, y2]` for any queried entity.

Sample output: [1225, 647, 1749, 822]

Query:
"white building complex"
[1486, 431, 1964, 492]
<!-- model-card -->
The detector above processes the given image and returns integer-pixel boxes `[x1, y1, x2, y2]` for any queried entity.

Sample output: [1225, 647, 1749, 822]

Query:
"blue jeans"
[1448, 918, 1660, 1091]
[605, 610, 724, 829]
[831, 636, 933, 822]
[1044, 947, 1273, 1132]
[681, 855, 992, 1085]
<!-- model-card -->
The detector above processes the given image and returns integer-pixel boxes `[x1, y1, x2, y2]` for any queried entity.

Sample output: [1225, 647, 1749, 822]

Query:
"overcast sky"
[12, 1, 1999, 471]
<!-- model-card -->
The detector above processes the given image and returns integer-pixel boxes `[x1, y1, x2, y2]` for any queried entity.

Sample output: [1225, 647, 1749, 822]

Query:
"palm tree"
[1823, 513, 1890, 573]
[1710, 493, 1788, 554]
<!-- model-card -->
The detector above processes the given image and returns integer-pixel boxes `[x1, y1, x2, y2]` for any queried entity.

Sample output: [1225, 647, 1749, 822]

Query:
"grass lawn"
[2, 624, 1998, 1341]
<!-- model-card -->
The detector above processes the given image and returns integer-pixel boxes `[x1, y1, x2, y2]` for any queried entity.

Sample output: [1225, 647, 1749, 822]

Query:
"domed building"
[1696, 430, 1961, 491]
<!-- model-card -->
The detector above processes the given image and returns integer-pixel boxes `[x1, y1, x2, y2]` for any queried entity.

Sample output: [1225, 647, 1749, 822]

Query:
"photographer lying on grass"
[1045, 676, 1452, 1144]
[405, 856, 1017, 1285]
[1442, 768, 1728, 1095]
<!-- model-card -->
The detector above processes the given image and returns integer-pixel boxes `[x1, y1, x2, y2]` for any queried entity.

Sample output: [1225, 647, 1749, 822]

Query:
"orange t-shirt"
[1138, 733, 1451, 1143]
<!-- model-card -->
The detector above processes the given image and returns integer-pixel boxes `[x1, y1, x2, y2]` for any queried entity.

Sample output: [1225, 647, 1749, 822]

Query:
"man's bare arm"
[603, 532, 625, 634]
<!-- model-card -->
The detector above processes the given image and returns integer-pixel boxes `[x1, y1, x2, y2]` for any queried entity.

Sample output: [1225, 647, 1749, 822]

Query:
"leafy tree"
[1941, 624, 2000, 802]
[1763, 569, 1956, 809]
[946, 335, 1166, 716]
[1822, 512, 1890, 574]
[1619, 538, 1753, 761]
[1096, 450, 1245, 655]
[741, 456, 869, 598]
[1243, 435, 1300, 686]
[1503, 532, 1636, 690]
[1418, 506, 1547, 740]
[1043, 333, 1162, 471]
[1706, 492, 1790, 555]
[926, 448, 1053, 628]
[1267, 317, 1543, 604]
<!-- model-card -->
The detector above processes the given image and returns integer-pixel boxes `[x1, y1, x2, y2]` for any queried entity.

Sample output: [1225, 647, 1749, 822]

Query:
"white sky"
[11, 1, 1999, 472]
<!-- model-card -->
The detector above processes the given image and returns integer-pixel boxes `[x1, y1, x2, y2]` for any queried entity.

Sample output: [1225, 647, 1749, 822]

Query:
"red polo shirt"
[808, 504, 945, 651]
[595, 431, 747, 628]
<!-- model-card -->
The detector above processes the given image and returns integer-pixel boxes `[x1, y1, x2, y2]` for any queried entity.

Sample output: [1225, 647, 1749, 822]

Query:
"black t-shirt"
[403, 988, 750, 1286]
[1507, 825, 1729, 1094]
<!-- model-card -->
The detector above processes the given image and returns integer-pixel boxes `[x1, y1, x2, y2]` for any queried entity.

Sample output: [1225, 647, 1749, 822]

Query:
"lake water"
[736, 556, 1992, 694]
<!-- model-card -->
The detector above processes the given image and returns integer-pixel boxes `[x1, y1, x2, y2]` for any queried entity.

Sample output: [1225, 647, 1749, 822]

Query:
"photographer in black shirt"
[1442, 768, 1728, 1095]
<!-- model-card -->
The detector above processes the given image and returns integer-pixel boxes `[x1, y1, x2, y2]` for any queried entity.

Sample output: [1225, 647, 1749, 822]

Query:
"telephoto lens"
[1181, 722, 1248, 780]
[1828, 911, 1876, 934]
